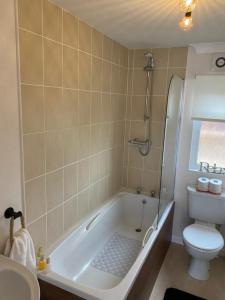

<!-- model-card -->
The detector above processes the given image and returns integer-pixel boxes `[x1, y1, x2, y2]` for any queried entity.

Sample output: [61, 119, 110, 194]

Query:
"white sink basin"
[0, 255, 40, 300]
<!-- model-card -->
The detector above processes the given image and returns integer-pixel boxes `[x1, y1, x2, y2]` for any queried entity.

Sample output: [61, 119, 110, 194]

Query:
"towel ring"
[4, 207, 25, 248]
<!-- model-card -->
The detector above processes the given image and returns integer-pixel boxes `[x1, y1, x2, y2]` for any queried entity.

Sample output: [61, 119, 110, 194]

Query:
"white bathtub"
[39, 192, 173, 300]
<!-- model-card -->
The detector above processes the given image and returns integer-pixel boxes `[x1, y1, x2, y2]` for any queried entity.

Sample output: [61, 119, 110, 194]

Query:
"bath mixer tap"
[150, 190, 156, 197]
[137, 186, 142, 194]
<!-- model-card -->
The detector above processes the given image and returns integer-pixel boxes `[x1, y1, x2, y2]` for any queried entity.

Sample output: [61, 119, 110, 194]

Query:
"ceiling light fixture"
[179, 0, 197, 31]
[180, 0, 197, 13]
[179, 12, 193, 31]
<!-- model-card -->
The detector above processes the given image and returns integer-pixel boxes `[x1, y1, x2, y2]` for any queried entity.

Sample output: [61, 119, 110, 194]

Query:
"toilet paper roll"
[196, 177, 209, 192]
[209, 179, 223, 194]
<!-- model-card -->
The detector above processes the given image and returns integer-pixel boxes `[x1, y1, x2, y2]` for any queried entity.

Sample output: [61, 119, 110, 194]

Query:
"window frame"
[189, 120, 201, 171]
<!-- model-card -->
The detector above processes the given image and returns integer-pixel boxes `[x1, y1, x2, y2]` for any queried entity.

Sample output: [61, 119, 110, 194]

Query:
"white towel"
[4, 228, 36, 274]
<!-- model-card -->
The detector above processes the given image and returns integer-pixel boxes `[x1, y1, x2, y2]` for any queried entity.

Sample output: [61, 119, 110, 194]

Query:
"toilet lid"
[183, 224, 224, 251]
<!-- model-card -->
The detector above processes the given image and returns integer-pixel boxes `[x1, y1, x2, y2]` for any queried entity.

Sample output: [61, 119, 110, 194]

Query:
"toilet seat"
[183, 224, 224, 252]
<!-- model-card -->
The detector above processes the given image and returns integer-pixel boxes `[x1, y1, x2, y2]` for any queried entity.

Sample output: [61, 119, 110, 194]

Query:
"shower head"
[144, 52, 153, 58]
[144, 52, 154, 71]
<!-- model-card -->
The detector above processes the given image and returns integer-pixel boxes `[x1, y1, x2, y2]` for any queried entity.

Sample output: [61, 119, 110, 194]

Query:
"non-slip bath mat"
[163, 288, 206, 300]
[91, 232, 141, 278]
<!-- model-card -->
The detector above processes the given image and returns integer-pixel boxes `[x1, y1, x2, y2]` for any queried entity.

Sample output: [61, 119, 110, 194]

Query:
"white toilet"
[183, 185, 225, 280]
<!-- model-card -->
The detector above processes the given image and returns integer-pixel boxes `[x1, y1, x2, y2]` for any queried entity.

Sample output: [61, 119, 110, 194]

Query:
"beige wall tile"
[128, 49, 134, 68]
[103, 36, 112, 61]
[18, 0, 129, 251]
[125, 46, 187, 193]
[45, 87, 63, 130]
[152, 69, 167, 95]
[120, 46, 128, 67]
[25, 176, 46, 223]
[19, 30, 43, 84]
[102, 61, 111, 92]
[111, 65, 120, 93]
[127, 167, 142, 189]
[142, 170, 160, 194]
[90, 124, 102, 154]
[44, 39, 62, 86]
[90, 155, 101, 184]
[92, 29, 103, 58]
[130, 121, 145, 140]
[77, 189, 89, 219]
[63, 89, 77, 129]
[91, 92, 102, 124]
[133, 69, 146, 95]
[63, 10, 76, 47]
[78, 159, 90, 192]
[112, 42, 120, 64]
[18, 0, 42, 34]
[23, 133, 45, 180]
[101, 93, 111, 122]
[21, 85, 44, 133]
[151, 96, 166, 122]
[46, 131, 63, 172]
[169, 47, 188, 68]
[120, 67, 128, 94]
[79, 20, 91, 53]
[28, 216, 47, 252]
[64, 197, 77, 232]
[127, 70, 133, 95]
[63, 46, 75, 88]
[152, 48, 169, 68]
[131, 96, 145, 121]
[63, 128, 78, 164]
[134, 49, 150, 68]
[128, 147, 143, 169]
[78, 125, 90, 159]
[101, 123, 111, 150]
[89, 183, 100, 210]
[92, 57, 102, 91]
[78, 91, 91, 125]
[64, 164, 78, 200]
[43, 0, 62, 42]
[74, 16, 78, 48]
[79, 51, 91, 90]
[46, 169, 63, 211]
[47, 206, 63, 248]
[74, 49, 79, 88]
[98, 177, 108, 204]
[151, 122, 164, 147]
[144, 147, 162, 171]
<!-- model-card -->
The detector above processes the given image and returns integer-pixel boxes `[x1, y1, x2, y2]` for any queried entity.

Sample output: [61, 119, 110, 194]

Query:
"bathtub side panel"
[126, 202, 175, 300]
[39, 279, 84, 300]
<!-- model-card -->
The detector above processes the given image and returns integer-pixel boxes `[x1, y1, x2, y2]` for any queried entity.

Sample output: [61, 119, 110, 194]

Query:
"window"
[189, 120, 225, 171]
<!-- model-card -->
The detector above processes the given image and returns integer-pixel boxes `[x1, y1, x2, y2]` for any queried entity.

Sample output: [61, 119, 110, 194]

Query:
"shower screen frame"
[156, 74, 184, 226]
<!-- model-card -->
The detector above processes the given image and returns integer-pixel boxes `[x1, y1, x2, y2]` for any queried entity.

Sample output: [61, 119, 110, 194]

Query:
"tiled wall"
[17, 0, 128, 251]
[123, 47, 187, 195]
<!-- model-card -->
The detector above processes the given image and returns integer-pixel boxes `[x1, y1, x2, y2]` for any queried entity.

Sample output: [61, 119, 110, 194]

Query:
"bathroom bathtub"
[39, 192, 174, 300]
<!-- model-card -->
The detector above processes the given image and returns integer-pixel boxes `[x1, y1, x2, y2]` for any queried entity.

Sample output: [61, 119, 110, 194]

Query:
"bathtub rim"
[39, 193, 174, 300]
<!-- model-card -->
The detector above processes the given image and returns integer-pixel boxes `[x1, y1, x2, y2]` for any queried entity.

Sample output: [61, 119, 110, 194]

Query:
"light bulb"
[179, 13, 193, 31]
[180, 0, 197, 13]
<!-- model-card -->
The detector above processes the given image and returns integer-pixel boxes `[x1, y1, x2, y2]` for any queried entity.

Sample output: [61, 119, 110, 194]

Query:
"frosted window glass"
[192, 75, 225, 121]
[197, 121, 225, 167]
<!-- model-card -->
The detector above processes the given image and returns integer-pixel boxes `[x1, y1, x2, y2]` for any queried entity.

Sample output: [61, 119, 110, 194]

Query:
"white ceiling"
[52, 0, 225, 48]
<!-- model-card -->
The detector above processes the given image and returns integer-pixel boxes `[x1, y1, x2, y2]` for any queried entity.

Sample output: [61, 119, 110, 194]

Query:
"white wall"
[0, 0, 22, 252]
[173, 44, 225, 244]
